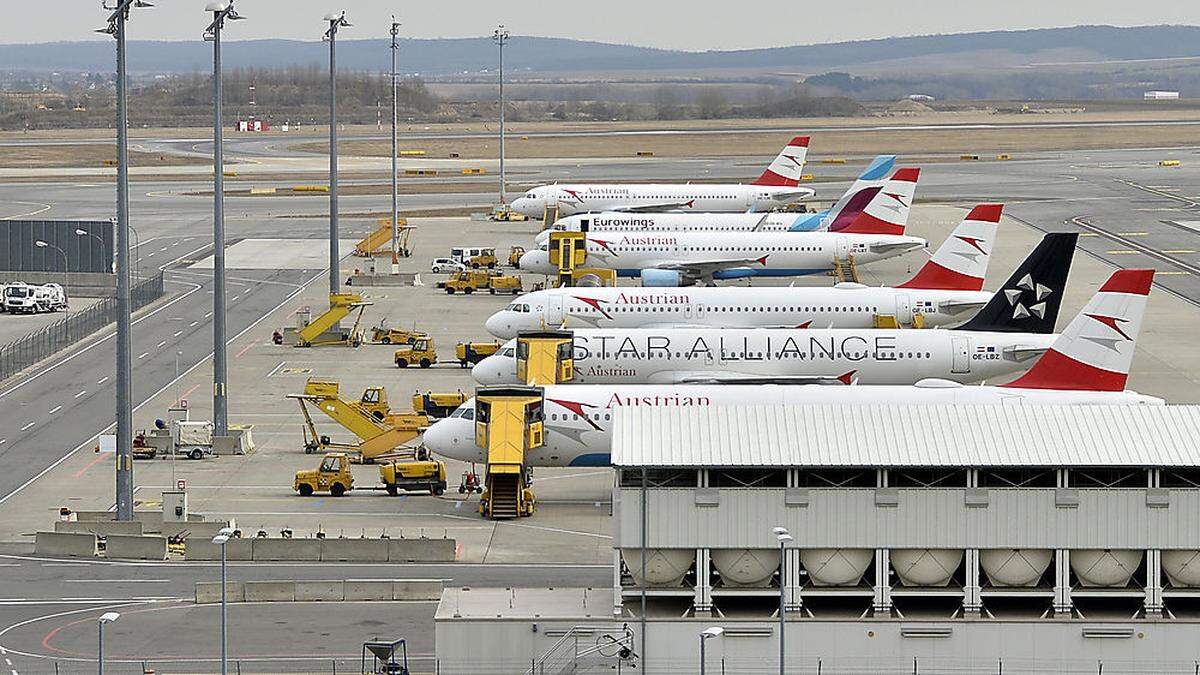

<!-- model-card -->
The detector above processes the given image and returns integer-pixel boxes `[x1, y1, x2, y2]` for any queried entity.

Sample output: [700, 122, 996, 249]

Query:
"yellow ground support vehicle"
[487, 273, 523, 295]
[508, 246, 526, 267]
[412, 391, 469, 418]
[379, 458, 447, 496]
[443, 269, 491, 294]
[370, 324, 420, 345]
[294, 452, 447, 497]
[455, 341, 499, 367]
[491, 207, 528, 222]
[467, 248, 498, 269]
[394, 335, 437, 368]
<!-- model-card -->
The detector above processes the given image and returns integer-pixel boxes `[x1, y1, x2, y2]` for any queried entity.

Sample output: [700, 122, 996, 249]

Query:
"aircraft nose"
[471, 354, 515, 385]
[422, 418, 473, 462]
[484, 312, 511, 339]
[534, 230, 551, 247]
[519, 249, 555, 275]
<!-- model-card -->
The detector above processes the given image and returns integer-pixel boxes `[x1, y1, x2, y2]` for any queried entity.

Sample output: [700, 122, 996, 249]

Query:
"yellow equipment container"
[412, 391, 469, 418]
[443, 269, 490, 295]
[508, 246, 526, 267]
[455, 341, 500, 367]
[288, 379, 429, 462]
[474, 386, 544, 519]
[370, 324, 420, 345]
[379, 458, 447, 495]
[295, 294, 370, 347]
[487, 273, 523, 295]
[516, 331, 575, 386]
[467, 248, 498, 269]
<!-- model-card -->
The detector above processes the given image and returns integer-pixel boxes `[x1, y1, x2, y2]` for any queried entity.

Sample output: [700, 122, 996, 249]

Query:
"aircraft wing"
[939, 299, 988, 314]
[672, 372, 857, 385]
[869, 240, 926, 254]
[610, 201, 696, 213]
[649, 256, 768, 279]
[767, 187, 816, 201]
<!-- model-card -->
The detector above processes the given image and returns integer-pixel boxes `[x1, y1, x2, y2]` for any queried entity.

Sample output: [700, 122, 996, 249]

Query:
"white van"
[4, 282, 68, 314]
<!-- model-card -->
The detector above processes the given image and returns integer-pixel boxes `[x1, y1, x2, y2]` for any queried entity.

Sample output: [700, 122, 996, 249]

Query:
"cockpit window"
[500, 347, 515, 357]
[449, 405, 476, 421]
[504, 303, 531, 313]
[524, 192, 536, 199]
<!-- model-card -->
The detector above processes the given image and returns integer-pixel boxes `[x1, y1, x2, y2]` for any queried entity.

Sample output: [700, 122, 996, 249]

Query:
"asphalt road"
[0, 551, 609, 674]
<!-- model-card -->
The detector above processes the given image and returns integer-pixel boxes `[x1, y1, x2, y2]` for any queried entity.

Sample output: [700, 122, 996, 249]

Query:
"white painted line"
[63, 579, 170, 583]
[158, 247, 168, 252]
[172, 241, 180, 246]
[173, 331, 183, 337]
[156, 340, 166, 348]
[0, 440, 5, 445]
[137, 352, 149, 359]
[204, 311, 214, 318]
[0, 267, 329, 508]
[266, 360, 286, 377]
[18, 423, 33, 432]
[47, 406, 61, 415]
[189, 320, 199, 327]
[231, 294, 241, 301]
[74, 390, 86, 398]
[96, 376, 109, 385]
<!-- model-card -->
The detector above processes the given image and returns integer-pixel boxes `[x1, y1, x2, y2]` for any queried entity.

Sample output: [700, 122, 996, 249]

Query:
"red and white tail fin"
[752, 136, 809, 187]
[897, 204, 1001, 291]
[837, 167, 919, 235]
[1003, 269, 1154, 391]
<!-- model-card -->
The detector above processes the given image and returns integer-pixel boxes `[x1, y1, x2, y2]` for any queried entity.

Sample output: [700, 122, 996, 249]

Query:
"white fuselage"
[509, 184, 814, 218]
[485, 285, 992, 339]
[472, 327, 1056, 386]
[520, 231, 926, 280]
[424, 384, 1163, 467]
[534, 212, 822, 246]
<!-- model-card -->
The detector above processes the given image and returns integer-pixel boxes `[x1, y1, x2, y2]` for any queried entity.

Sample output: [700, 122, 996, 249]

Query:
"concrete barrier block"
[195, 582, 245, 604]
[185, 537, 253, 561]
[320, 538, 389, 562]
[295, 580, 345, 602]
[105, 534, 167, 560]
[55, 520, 144, 536]
[388, 538, 456, 563]
[35, 531, 97, 558]
[392, 579, 443, 601]
[134, 511, 165, 533]
[161, 520, 234, 540]
[243, 581, 296, 602]
[253, 538, 321, 561]
[344, 579, 395, 601]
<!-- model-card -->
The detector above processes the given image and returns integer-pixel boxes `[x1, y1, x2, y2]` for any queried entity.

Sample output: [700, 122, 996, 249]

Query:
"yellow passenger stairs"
[831, 255, 860, 284]
[472, 332, 575, 520]
[295, 293, 370, 348]
[288, 379, 429, 462]
[353, 218, 412, 257]
[547, 231, 616, 288]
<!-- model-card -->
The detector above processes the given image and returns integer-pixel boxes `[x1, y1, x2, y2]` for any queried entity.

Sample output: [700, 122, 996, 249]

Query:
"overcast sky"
[7, 1, 1200, 50]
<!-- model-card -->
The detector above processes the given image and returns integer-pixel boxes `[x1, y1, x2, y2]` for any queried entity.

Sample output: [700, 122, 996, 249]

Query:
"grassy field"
[298, 118, 1200, 160]
[0, 144, 207, 168]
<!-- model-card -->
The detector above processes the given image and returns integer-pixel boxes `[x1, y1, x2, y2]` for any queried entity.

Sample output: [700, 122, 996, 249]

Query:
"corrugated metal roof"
[611, 404, 1200, 467]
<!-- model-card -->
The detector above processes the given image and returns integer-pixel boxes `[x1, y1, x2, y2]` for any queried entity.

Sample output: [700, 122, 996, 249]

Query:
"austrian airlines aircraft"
[425, 270, 1159, 467]
[489, 204, 1031, 339]
[532, 155, 899, 246]
[508, 137, 815, 217]
[518, 169, 923, 286]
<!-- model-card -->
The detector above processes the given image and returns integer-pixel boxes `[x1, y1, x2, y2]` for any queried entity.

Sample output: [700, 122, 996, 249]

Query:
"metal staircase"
[525, 624, 637, 675]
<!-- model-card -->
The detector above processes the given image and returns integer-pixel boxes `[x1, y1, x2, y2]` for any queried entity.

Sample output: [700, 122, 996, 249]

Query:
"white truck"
[3, 283, 68, 314]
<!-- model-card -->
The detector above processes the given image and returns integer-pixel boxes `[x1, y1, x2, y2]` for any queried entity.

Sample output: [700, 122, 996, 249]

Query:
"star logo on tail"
[1004, 273, 1054, 321]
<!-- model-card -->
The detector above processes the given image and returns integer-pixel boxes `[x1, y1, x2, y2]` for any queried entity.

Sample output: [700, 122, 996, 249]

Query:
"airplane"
[489, 204, 1034, 339]
[508, 136, 815, 217]
[531, 154, 899, 246]
[473, 232, 1077, 386]
[425, 269, 1159, 467]
[517, 168, 923, 286]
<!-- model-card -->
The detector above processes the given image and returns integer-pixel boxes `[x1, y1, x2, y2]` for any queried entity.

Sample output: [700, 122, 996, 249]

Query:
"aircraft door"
[951, 337, 971, 374]
[579, 218, 590, 233]
[895, 294, 913, 326]
[836, 235, 851, 260]
[547, 295, 564, 327]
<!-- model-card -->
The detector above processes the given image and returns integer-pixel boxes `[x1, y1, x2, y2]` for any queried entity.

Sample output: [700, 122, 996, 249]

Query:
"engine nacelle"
[640, 269, 684, 287]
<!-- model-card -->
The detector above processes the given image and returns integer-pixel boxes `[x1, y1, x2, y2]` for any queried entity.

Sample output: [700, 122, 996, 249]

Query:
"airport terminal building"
[437, 404, 1200, 674]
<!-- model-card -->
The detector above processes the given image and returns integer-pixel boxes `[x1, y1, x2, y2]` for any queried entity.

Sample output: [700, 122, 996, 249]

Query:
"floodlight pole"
[325, 12, 351, 296]
[205, 1, 242, 438]
[493, 26, 510, 205]
[101, 0, 147, 522]
[390, 18, 400, 274]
